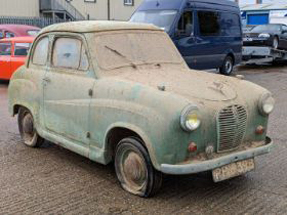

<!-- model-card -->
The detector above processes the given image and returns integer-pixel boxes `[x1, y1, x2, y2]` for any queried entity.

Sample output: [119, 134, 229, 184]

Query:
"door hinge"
[88, 89, 93, 97]
[86, 132, 91, 138]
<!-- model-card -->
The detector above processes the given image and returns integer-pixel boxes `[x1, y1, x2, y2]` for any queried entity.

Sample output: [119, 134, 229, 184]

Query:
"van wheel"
[114, 137, 163, 197]
[220, 56, 234, 76]
[18, 107, 44, 147]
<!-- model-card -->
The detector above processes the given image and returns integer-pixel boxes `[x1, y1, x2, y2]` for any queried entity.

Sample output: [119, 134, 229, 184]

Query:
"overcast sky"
[238, 0, 287, 4]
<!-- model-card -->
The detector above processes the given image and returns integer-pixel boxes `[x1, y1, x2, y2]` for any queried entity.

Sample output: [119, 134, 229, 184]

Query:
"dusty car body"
[0, 36, 34, 80]
[8, 21, 274, 197]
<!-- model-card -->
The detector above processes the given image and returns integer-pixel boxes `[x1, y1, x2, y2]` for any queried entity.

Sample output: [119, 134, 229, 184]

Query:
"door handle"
[43, 77, 51, 83]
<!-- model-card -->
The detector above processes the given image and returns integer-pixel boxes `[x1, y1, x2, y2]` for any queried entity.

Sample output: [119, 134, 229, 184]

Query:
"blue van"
[130, 0, 242, 75]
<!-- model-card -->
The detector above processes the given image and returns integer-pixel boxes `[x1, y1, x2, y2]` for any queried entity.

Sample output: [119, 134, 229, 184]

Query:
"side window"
[32, 37, 49, 66]
[0, 43, 12, 56]
[52, 37, 89, 71]
[220, 13, 241, 37]
[282, 25, 287, 33]
[14, 43, 31, 56]
[5, 32, 15, 38]
[198, 11, 220, 36]
[177, 11, 193, 37]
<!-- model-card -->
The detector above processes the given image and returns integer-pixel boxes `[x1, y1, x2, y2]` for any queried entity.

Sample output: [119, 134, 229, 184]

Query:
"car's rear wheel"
[114, 137, 162, 197]
[272, 37, 279, 49]
[18, 107, 44, 147]
[220, 56, 234, 76]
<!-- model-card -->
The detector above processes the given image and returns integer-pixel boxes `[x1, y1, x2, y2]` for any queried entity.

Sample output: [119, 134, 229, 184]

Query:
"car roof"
[39, 21, 162, 35]
[0, 24, 40, 35]
[0, 36, 35, 43]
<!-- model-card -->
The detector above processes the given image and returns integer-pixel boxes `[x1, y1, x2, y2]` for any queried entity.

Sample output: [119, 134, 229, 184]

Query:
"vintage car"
[0, 36, 34, 80]
[0, 24, 40, 39]
[8, 21, 274, 197]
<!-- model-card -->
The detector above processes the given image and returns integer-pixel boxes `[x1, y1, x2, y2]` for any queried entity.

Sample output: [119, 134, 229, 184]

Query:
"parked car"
[9, 21, 274, 197]
[0, 36, 34, 80]
[243, 24, 287, 50]
[130, 0, 242, 75]
[0, 24, 40, 39]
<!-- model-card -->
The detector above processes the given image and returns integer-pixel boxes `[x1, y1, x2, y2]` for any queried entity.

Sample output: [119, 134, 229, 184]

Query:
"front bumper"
[243, 37, 272, 47]
[160, 137, 273, 175]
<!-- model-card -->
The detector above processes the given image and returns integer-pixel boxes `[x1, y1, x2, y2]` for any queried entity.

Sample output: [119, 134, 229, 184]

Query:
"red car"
[0, 24, 40, 39]
[0, 37, 34, 80]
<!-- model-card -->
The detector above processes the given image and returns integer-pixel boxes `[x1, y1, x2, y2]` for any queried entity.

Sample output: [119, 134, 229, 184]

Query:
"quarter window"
[52, 37, 89, 71]
[14, 43, 31, 56]
[0, 43, 12, 56]
[198, 11, 220, 36]
[32, 37, 49, 66]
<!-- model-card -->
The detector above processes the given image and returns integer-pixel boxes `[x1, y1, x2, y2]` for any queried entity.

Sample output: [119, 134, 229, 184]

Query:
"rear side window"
[52, 37, 89, 71]
[198, 11, 220, 36]
[220, 13, 241, 37]
[14, 43, 31, 56]
[0, 43, 12, 55]
[32, 37, 49, 66]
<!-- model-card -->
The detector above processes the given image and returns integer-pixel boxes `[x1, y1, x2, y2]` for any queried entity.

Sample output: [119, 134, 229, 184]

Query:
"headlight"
[180, 105, 201, 132]
[258, 93, 275, 116]
[258, 33, 270, 38]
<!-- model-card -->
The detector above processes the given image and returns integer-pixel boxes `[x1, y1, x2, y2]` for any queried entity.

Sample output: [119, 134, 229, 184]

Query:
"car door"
[11, 42, 31, 77]
[173, 10, 199, 69]
[194, 10, 223, 69]
[42, 34, 94, 151]
[0, 42, 12, 79]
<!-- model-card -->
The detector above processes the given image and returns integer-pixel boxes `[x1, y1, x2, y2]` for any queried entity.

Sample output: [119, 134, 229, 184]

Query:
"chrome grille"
[217, 105, 247, 152]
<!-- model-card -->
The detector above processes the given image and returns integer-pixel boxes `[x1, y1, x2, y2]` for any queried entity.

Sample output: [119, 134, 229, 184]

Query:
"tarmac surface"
[0, 64, 287, 215]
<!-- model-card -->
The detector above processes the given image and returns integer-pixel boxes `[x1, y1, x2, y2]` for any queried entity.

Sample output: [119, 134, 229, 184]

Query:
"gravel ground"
[0, 64, 286, 215]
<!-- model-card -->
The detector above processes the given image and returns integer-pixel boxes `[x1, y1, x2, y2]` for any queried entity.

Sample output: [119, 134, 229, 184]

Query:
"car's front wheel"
[114, 137, 163, 197]
[220, 56, 234, 76]
[272, 37, 279, 49]
[18, 107, 44, 147]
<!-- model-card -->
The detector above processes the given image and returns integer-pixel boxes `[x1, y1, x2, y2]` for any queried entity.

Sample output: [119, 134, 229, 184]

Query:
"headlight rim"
[258, 93, 275, 116]
[180, 105, 201, 132]
[258, 33, 271, 38]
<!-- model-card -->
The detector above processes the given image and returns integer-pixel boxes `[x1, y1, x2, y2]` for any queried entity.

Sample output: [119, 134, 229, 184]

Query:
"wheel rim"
[273, 38, 279, 49]
[22, 112, 36, 145]
[225, 60, 233, 74]
[116, 146, 148, 195]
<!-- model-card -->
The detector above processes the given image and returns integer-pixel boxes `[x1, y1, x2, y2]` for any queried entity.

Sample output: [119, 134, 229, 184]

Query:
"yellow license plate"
[212, 159, 255, 182]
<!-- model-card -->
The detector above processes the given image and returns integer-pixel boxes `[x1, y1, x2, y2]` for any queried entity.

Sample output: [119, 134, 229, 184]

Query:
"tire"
[114, 137, 163, 197]
[18, 107, 44, 147]
[220, 56, 234, 76]
[272, 37, 279, 49]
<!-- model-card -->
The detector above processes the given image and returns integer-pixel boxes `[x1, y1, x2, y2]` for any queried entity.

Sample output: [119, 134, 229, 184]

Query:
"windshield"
[251, 25, 281, 33]
[130, 10, 177, 32]
[91, 31, 182, 71]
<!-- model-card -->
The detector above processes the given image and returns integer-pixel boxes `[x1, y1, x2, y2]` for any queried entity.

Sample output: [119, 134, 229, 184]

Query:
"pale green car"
[8, 21, 274, 197]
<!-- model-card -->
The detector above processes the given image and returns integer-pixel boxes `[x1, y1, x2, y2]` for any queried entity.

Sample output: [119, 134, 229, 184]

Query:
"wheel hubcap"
[225, 60, 232, 74]
[123, 152, 147, 188]
[22, 113, 35, 144]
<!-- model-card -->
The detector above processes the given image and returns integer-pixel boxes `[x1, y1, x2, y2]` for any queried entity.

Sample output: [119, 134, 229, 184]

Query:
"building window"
[124, 0, 134, 6]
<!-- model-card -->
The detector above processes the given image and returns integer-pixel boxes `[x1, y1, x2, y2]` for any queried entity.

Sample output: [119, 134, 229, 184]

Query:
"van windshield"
[130, 10, 177, 32]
